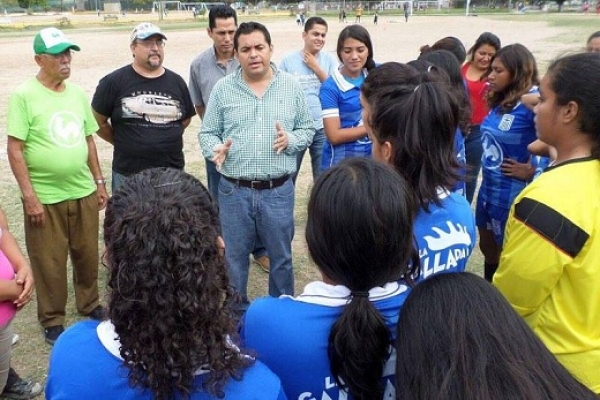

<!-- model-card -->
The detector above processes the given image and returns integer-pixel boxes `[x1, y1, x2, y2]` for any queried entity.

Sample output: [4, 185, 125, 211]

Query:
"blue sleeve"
[319, 78, 339, 116]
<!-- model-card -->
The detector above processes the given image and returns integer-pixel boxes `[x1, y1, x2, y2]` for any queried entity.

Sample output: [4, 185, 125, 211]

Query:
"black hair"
[467, 31, 501, 61]
[104, 167, 251, 400]
[234, 21, 271, 50]
[586, 30, 600, 47]
[395, 272, 599, 400]
[546, 52, 600, 158]
[208, 5, 237, 29]
[304, 16, 327, 32]
[306, 157, 416, 400]
[361, 62, 461, 211]
[420, 36, 466, 64]
[418, 49, 472, 133]
[336, 24, 376, 71]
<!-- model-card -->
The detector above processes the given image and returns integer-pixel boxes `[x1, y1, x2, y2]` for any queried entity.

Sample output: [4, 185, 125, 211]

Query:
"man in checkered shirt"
[200, 22, 314, 311]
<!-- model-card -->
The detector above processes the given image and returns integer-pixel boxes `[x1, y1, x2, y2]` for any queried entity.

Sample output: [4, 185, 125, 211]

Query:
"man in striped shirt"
[200, 22, 314, 310]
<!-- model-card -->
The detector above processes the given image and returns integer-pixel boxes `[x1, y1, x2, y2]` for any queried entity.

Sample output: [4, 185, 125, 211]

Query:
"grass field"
[0, 10, 596, 397]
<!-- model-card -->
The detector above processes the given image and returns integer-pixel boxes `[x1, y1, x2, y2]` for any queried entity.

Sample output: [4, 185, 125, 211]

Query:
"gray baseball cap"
[130, 22, 167, 43]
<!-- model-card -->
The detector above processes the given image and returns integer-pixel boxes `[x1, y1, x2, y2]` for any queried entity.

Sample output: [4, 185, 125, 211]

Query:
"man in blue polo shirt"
[279, 16, 338, 182]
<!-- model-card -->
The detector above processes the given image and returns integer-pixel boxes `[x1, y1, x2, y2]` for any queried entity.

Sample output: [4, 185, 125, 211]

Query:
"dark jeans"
[218, 177, 295, 304]
[292, 128, 325, 184]
[204, 160, 267, 259]
[465, 125, 483, 204]
[205, 158, 221, 205]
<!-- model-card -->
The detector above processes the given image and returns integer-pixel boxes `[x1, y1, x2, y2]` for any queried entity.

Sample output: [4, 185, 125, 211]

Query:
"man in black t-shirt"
[92, 22, 196, 192]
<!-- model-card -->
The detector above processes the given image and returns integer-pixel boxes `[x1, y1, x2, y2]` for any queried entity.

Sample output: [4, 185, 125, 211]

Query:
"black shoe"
[43, 325, 65, 345]
[1, 368, 42, 399]
[85, 305, 106, 321]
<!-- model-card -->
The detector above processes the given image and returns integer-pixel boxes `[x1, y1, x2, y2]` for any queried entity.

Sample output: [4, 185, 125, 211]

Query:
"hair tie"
[351, 291, 370, 298]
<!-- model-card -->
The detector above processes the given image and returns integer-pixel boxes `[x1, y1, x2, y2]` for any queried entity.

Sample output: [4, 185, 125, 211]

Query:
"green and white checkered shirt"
[199, 63, 314, 181]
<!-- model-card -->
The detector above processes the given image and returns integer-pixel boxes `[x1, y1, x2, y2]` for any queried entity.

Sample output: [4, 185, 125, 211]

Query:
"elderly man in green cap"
[6, 28, 108, 346]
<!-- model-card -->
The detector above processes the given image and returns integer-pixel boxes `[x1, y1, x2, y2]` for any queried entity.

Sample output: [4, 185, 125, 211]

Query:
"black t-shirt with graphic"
[92, 65, 195, 175]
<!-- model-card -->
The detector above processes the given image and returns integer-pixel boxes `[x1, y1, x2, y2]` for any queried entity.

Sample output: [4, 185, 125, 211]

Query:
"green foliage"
[17, 0, 47, 10]
[2, 0, 20, 8]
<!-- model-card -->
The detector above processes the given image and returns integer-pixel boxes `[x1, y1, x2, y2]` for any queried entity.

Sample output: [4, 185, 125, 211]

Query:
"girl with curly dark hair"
[46, 168, 286, 400]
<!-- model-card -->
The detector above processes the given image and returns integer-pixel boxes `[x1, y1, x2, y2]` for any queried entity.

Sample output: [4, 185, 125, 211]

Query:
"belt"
[224, 175, 289, 190]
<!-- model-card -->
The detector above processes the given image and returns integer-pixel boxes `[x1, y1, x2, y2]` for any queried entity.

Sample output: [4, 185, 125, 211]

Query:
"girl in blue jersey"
[243, 158, 418, 400]
[46, 168, 286, 400]
[360, 62, 476, 282]
[476, 43, 539, 281]
[319, 25, 376, 171]
[462, 32, 502, 204]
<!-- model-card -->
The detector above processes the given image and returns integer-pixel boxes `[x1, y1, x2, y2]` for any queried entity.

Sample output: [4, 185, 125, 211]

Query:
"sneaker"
[43, 325, 65, 345]
[85, 305, 106, 321]
[11, 333, 19, 346]
[1, 368, 42, 399]
[252, 255, 270, 273]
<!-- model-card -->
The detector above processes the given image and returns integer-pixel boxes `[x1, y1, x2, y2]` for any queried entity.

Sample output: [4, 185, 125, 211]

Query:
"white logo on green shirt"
[49, 111, 84, 148]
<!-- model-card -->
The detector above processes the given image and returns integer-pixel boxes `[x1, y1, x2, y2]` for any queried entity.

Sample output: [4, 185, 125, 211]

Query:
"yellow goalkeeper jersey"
[495, 158, 600, 394]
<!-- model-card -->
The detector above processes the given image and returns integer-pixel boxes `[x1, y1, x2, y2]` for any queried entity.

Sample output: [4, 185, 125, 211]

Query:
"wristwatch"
[95, 178, 107, 185]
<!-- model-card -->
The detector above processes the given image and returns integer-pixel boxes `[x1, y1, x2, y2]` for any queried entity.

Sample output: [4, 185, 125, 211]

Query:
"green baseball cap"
[33, 27, 81, 55]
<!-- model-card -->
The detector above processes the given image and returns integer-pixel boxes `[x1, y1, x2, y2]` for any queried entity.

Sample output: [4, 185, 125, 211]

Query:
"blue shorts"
[475, 196, 510, 245]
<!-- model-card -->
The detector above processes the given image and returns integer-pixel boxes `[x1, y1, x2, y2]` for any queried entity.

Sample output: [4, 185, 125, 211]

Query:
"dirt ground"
[0, 12, 578, 166]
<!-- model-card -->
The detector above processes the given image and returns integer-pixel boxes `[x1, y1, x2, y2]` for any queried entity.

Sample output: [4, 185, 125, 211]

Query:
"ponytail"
[328, 295, 391, 399]
[371, 80, 460, 210]
[307, 158, 416, 399]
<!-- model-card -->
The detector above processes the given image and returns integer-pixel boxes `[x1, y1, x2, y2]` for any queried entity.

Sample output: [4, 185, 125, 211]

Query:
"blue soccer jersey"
[242, 282, 409, 400]
[479, 88, 538, 209]
[319, 68, 372, 171]
[415, 190, 477, 281]
[46, 320, 287, 400]
[531, 155, 551, 181]
[452, 128, 467, 196]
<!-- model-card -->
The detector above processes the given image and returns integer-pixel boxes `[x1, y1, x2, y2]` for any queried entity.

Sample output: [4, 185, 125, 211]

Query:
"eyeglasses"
[136, 40, 166, 48]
